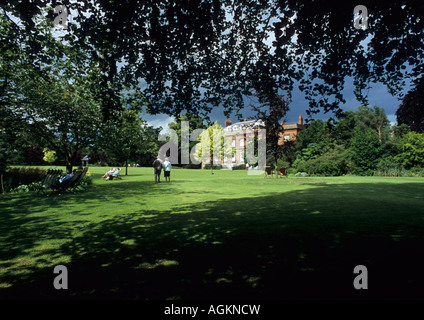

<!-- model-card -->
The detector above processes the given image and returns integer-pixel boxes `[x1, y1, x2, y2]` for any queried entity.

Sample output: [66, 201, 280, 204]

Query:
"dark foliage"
[2, 167, 47, 192]
[396, 77, 424, 133]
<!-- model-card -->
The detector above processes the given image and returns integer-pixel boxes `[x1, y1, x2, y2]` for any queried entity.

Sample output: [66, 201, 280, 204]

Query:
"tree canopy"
[396, 77, 424, 133]
[2, 0, 423, 120]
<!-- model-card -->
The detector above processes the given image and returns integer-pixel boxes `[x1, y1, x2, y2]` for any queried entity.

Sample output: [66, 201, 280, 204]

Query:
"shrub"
[9, 182, 40, 193]
[3, 167, 47, 192]
[79, 175, 93, 187]
[232, 164, 246, 170]
[295, 145, 349, 176]
[203, 164, 221, 170]
[276, 159, 290, 168]
[287, 167, 297, 175]
[394, 132, 424, 169]
[43, 148, 58, 164]
[184, 163, 201, 169]
[374, 156, 403, 176]
[350, 128, 383, 175]
[295, 172, 308, 177]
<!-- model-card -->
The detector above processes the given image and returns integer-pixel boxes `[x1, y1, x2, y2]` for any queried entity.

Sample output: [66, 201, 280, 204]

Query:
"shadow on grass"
[1, 181, 424, 300]
[0, 180, 173, 260]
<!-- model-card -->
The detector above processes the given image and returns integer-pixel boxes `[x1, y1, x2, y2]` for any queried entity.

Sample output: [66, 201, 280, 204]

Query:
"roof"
[283, 123, 306, 130]
[224, 119, 265, 132]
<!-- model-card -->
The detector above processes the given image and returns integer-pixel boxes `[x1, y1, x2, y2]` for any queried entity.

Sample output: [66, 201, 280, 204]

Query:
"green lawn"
[1, 167, 424, 299]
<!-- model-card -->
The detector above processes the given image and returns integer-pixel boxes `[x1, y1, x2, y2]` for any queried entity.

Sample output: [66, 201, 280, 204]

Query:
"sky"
[142, 6, 413, 131]
[145, 78, 410, 132]
[8, 2, 412, 131]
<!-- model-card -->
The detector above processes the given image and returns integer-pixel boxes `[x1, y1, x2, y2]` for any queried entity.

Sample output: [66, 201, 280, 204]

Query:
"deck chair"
[70, 167, 88, 191]
[109, 169, 122, 180]
[52, 170, 82, 194]
[264, 166, 273, 178]
[37, 169, 63, 195]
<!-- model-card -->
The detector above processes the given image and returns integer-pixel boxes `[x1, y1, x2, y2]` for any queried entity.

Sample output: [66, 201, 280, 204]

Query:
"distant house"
[221, 115, 306, 165]
[278, 115, 306, 145]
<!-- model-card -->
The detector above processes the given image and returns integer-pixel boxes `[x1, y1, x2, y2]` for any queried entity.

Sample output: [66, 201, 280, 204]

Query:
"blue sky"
[38, 4, 413, 130]
[145, 78, 411, 131]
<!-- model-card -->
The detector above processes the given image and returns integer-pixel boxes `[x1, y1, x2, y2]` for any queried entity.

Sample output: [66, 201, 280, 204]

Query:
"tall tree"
[10, 68, 102, 172]
[355, 106, 390, 142]
[250, 91, 291, 172]
[168, 112, 207, 165]
[394, 131, 424, 168]
[396, 77, 424, 133]
[332, 111, 356, 147]
[195, 121, 227, 174]
[100, 109, 145, 175]
[0, 11, 103, 172]
[296, 119, 333, 151]
[3, 1, 423, 120]
[350, 128, 383, 175]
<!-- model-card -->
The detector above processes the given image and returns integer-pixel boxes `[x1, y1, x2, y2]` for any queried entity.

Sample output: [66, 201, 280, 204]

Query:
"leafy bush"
[3, 167, 47, 192]
[374, 156, 402, 176]
[276, 159, 290, 168]
[374, 157, 424, 177]
[182, 163, 201, 169]
[295, 172, 308, 177]
[295, 145, 350, 176]
[203, 164, 221, 170]
[9, 182, 40, 193]
[350, 128, 383, 175]
[79, 175, 93, 187]
[43, 148, 58, 164]
[394, 132, 424, 169]
[287, 167, 297, 175]
[232, 164, 246, 170]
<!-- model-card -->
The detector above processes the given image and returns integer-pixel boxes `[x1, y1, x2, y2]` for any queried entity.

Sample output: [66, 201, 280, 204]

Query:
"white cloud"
[145, 114, 175, 131]
[387, 114, 397, 127]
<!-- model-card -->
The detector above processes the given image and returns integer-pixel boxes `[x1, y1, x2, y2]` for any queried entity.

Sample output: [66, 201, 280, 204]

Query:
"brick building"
[222, 115, 306, 165]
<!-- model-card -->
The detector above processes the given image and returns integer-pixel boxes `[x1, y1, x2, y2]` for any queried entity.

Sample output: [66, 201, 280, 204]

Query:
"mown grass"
[1, 166, 424, 299]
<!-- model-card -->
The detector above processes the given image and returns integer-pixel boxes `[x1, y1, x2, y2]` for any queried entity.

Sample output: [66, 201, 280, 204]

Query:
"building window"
[284, 135, 290, 142]
[232, 139, 236, 147]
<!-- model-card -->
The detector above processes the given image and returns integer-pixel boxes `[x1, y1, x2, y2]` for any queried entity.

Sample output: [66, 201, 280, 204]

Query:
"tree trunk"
[66, 163, 73, 174]
[125, 159, 128, 175]
[275, 160, 278, 178]
[211, 155, 214, 175]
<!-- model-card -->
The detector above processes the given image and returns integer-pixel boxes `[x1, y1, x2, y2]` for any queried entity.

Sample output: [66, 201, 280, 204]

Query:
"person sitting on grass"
[103, 168, 115, 180]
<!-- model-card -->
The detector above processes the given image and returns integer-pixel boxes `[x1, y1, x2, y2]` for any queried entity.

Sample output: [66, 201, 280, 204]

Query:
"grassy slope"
[1, 167, 424, 299]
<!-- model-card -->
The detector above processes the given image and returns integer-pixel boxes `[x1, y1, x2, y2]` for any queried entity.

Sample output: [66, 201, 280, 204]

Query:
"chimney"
[225, 119, 232, 127]
[299, 114, 303, 126]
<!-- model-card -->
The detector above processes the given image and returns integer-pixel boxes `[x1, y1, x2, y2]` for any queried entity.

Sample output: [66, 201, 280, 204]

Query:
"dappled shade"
[1, 173, 424, 299]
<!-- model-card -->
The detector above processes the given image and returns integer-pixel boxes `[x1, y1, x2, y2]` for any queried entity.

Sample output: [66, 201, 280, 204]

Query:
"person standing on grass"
[163, 157, 172, 182]
[153, 156, 163, 183]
